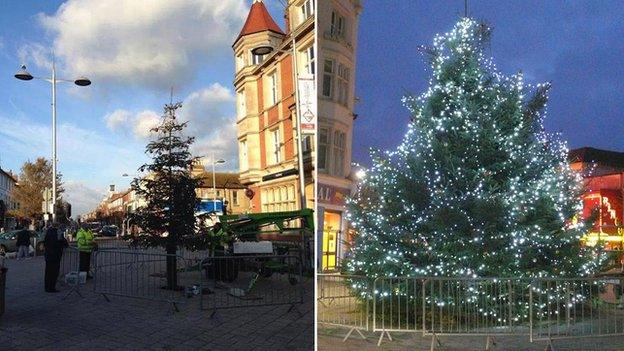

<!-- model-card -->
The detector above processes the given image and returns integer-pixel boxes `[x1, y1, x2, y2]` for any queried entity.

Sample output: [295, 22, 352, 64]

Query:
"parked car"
[0, 230, 43, 254]
[100, 225, 118, 237]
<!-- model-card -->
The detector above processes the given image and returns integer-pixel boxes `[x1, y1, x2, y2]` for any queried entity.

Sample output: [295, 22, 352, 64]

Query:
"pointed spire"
[235, 0, 284, 43]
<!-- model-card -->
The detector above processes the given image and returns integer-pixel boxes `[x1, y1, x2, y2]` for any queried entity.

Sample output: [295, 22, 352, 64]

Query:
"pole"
[212, 153, 217, 213]
[51, 60, 57, 223]
[291, 36, 307, 210]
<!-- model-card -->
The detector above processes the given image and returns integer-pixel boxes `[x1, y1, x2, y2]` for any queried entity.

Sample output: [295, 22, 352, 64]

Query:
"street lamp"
[210, 155, 226, 213]
[251, 37, 308, 210]
[14, 62, 91, 223]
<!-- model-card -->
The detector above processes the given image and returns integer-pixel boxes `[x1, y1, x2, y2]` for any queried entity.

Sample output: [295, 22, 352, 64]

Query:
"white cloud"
[133, 110, 161, 138]
[0, 113, 148, 205]
[103, 83, 238, 169]
[35, 0, 248, 90]
[63, 181, 106, 217]
[104, 109, 132, 131]
[17, 42, 52, 69]
[178, 84, 238, 169]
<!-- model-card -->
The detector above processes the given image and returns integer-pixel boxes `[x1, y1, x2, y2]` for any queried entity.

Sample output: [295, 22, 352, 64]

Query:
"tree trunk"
[165, 235, 178, 290]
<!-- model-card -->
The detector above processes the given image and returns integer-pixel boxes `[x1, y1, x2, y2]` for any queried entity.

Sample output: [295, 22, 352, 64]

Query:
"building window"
[268, 71, 278, 106]
[269, 128, 281, 165]
[233, 190, 239, 206]
[303, 45, 315, 75]
[332, 130, 346, 177]
[252, 53, 265, 65]
[237, 89, 246, 119]
[337, 63, 350, 105]
[318, 128, 329, 172]
[240, 140, 248, 171]
[322, 59, 333, 98]
[302, 135, 312, 153]
[330, 11, 345, 38]
[261, 184, 296, 212]
[301, 0, 314, 21]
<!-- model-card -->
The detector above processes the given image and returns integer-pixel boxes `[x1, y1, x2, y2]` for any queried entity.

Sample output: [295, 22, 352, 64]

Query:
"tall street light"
[211, 154, 226, 213]
[14, 61, 91, 223]
[252, 35, 309, 210]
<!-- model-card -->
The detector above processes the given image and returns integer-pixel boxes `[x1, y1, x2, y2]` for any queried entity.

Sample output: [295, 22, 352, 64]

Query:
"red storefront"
[570, 147, 624, 250]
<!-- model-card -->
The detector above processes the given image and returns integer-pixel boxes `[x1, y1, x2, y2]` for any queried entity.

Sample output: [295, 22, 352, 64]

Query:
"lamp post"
[14, 62, 91, 223]
[210, 154, 226, 213]
[252, 35, 309, 210]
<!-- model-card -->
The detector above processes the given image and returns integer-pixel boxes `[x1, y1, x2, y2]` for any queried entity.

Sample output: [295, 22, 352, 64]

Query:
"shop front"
[317, 183, 351, 272]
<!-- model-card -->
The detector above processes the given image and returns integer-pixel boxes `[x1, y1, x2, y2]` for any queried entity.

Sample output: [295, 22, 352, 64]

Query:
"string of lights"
[344, 19, 606, 290]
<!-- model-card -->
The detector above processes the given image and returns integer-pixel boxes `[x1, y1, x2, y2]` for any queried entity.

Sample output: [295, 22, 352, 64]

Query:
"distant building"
[569, 147, 624, 250]
[317, 0, 361, 271]
[0, 168, 18, 228]
[233, 0, 315, 214]
[196, 172, 250, 214]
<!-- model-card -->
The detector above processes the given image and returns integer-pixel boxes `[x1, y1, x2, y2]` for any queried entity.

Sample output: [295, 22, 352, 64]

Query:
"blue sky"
[354, 0, 624, 165]
[0, 0, 284, 216]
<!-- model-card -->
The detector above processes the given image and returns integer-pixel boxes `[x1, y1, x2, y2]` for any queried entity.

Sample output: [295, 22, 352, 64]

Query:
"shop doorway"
[322, 211, 341, 271]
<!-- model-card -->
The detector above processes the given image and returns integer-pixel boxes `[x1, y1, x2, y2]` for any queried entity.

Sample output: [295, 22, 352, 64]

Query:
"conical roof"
[235, 0, 284, 43]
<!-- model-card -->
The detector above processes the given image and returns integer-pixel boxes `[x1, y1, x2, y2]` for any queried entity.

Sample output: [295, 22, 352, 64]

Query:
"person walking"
[15, 227, 31, 260]
[76, 225, 96, 279]
[44, 223, 68, 293]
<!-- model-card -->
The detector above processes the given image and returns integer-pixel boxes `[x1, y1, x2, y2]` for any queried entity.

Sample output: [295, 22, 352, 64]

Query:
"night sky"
[353, 1, 624, 166]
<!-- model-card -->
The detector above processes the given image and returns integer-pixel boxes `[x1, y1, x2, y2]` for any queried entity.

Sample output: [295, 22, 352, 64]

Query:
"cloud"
[0, 113, 149, 198]
[104, 109, 132, 131]
[63, 181, 106, 217]
[17, 43, 52, 69]
[104, 83, 238, 169]
[133, 110, 161, 138]
[35, 0, 248, 90]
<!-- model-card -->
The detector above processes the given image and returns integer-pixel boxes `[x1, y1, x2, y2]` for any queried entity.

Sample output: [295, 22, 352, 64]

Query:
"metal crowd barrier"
[317, 274, 371, 341]
[95, 238, 133, 250]
[373, 276, 425, 346]
[58, 246, 84, 299]
[325, 275, 624, 350]
[530, 277, 624, 348]
[92, 249, 191, 311]
[199, 254, 304, 316]
[423, 277, 532, 350]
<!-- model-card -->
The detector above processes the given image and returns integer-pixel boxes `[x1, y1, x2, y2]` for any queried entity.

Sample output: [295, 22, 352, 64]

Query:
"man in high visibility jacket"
[76, 225, 96, 279]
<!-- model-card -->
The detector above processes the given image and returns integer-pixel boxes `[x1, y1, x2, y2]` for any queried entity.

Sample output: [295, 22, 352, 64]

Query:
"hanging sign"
[297, 74, 316, 134]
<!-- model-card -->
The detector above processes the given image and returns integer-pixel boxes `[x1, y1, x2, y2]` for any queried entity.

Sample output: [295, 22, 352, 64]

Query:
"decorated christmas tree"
[345, 18, 605, 281]
[130, 101, 201, 290]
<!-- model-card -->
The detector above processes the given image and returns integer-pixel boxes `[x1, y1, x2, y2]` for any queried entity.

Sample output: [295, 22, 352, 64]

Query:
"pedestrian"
[16, 226, 31, 260]
[76, 224, 96, 279]
[44, 222, 68, 293]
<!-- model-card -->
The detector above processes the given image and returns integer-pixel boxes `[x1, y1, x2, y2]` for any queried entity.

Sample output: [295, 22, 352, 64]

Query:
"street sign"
[297, 74, 316, 134]
[197, 199, 224, 215]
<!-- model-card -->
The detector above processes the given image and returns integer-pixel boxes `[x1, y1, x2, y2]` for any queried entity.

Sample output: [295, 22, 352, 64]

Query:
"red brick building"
[233, 0, 315, 213]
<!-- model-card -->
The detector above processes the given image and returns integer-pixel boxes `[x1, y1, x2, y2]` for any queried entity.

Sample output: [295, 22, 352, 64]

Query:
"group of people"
[43, 223, 96, 293]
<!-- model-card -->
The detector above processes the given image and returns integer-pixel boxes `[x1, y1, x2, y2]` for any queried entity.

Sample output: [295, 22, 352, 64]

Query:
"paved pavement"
[318, 326, 624, 350]
[0, 255, 313, 351]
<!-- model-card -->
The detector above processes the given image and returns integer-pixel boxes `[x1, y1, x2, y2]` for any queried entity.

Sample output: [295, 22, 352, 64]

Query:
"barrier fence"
[317, 275, 624, 349]
[59, 246, 83, 299]
[317, 274, 371, 341]
[530, 277, 624, 345]
[92, 249, 193, 311]
[200, 254, 304, 316]
[373, 276, 425, 345]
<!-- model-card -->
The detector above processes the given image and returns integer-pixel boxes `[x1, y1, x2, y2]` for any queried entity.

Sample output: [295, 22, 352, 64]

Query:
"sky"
[0, 0, 284, 216]
[353, 0, 624, 166]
